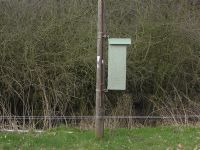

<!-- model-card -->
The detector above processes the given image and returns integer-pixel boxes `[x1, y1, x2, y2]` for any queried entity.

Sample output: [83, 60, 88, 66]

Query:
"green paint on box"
[107, 38, 131, 90]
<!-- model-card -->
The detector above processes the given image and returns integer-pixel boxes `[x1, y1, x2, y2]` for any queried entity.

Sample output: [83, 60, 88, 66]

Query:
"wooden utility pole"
[95, 0, 105, 138]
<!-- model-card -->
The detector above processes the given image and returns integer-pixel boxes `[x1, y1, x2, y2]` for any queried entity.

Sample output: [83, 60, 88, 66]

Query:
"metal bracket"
[98, 32, 109, 39]
[102, 33, 109, 39]
[97, 32, 102, 39]
[104, 89, 108, 92]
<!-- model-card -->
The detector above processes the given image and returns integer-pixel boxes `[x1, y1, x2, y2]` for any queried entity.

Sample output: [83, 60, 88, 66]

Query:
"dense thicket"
[0, 0, 199, 127]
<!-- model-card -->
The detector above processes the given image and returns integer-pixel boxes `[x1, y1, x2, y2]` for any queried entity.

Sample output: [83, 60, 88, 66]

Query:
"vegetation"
[0, 126, 200, 150]
[0, 0, 200, 128]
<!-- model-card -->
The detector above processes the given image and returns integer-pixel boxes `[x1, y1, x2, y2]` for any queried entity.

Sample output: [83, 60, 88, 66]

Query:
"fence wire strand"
[1, 115, 200, 120]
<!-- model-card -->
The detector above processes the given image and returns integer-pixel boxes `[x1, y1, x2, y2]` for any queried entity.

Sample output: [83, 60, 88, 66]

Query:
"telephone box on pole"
[95, 0, 131, 139]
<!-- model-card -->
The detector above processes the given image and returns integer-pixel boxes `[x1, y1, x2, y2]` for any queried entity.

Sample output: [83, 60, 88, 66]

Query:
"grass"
[0, 126, 200, 150]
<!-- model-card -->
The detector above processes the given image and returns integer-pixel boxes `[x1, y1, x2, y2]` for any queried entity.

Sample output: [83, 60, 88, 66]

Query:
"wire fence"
[1, 115, 200, 130]
[1, 115, 200, 120]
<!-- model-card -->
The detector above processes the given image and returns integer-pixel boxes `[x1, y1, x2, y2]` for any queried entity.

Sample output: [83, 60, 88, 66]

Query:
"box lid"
[108, 38, 131, 45]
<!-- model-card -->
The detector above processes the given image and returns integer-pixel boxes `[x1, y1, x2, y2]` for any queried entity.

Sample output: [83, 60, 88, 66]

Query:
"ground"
[0, 126, 200, 150]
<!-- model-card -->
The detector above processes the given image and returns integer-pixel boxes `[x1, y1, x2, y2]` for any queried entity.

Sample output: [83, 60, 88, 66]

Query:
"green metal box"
[107, 38, 131, 90]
